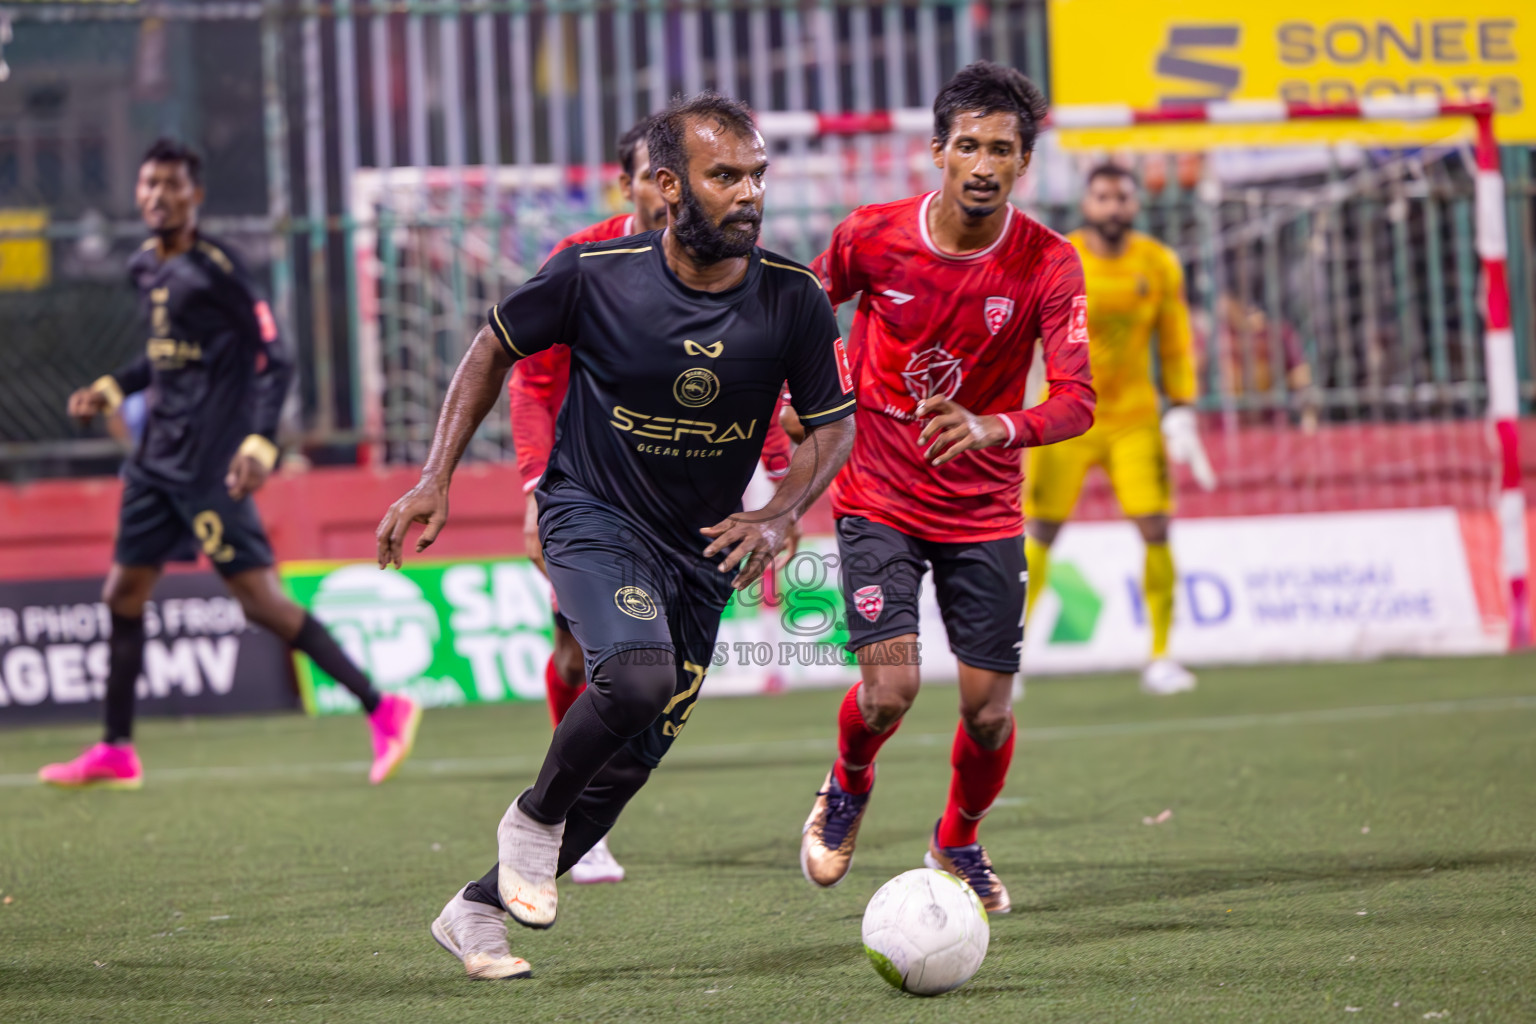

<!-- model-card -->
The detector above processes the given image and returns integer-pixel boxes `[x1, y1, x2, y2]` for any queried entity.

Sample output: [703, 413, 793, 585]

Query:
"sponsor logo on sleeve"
[1069, 294, 1089, 344]
[834, 337, 854, 394]
[254, 300, 279, 343]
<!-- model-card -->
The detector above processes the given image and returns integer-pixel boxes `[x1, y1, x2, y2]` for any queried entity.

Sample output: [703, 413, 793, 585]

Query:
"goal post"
[1052, 99, 1525, 648]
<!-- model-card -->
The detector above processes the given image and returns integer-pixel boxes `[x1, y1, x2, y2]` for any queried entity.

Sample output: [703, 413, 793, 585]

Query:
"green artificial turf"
[2, 656, 1533, 1022]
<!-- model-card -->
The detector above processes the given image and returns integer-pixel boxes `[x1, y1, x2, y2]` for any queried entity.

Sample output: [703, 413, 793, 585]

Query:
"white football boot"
[1141, 658, 1197, 695]
[569, 835, 626, 885]
[430, 884, 532, 980]
[497, 794, 564, 929]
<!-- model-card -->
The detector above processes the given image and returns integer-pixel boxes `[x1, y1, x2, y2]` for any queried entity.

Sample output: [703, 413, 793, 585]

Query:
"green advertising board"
[280, 558, 556, 715]
[279, 548, 855, 715]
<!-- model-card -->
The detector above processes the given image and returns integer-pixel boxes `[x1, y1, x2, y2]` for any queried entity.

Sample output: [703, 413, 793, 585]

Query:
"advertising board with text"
[0, 573, 296, 726]
[281, 507, 1499, 715]
[1049, 0, 1534, 148]
[1024, 508, 1503, 673]
[277, 558, 833, 714]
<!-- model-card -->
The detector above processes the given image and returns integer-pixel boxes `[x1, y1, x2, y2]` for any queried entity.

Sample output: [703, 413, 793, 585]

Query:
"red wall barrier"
[0, 463, 842, 582]
[3, 419, 1534, 583]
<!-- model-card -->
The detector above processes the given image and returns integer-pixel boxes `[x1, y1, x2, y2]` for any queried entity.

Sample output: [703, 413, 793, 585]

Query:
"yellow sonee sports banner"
[1049, 0, 1533, 149]
[0, 210, 49, 292]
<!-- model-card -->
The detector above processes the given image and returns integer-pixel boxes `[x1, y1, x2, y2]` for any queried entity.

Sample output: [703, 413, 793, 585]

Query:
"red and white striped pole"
[757, 98, 1529, 647]
[1471, 110, 1530, 648]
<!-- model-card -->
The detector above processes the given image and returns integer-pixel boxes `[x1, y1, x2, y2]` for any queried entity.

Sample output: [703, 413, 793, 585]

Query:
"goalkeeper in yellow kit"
[1025, 164, 1214, 694]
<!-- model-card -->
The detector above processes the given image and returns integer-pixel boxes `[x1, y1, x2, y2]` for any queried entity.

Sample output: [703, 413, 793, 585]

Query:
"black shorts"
[835, 515, 1026, 675]
[114, 477, 274, 578]
[538, 487, 734, 769]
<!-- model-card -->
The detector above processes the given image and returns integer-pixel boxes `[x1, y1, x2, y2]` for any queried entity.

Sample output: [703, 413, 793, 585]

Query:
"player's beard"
[959, 181, 1005, 219]
[674, 177, 760, 265]
[143, 206, 186, 240]
[1088, 216, 1132, 244]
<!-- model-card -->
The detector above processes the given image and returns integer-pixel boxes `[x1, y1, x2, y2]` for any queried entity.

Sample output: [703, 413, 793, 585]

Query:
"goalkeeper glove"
[1161, 405, 1217, 492]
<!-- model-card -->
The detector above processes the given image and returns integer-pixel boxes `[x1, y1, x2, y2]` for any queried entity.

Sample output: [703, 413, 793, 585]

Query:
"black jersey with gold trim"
[115, 234, 292, 493]
[489, 231, 852, 554]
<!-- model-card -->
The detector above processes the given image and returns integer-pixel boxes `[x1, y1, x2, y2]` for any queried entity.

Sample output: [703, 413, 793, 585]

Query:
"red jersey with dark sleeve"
[811, 192, 1095, 543]
[508, 214, 633, 492]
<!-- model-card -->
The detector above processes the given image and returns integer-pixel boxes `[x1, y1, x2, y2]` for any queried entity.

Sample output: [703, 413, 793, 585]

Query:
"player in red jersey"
[798, 63, 1095, 913]
[507, 119, 793, 885]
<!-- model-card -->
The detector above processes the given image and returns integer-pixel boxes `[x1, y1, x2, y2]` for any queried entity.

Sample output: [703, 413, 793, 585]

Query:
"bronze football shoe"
[800, 769, 872, 887]
[924, 822, 1012, 914]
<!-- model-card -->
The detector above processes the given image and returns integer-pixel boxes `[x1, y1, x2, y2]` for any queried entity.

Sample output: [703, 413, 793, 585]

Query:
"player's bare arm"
[780, 518, 803, 571]
[779, 401, 806, 444]
[523, 492, 547, 576]
[377, 324, 514, 568]
[69, 361, 140, 425]
[701, 414, 854, 590]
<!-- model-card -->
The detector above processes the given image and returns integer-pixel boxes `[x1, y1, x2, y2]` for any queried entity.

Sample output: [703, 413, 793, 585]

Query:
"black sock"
[464, 877, 505, 910]
[521, 651, 674, 823]
[292, 613, 381, 713]
[103, 612, 145, 744]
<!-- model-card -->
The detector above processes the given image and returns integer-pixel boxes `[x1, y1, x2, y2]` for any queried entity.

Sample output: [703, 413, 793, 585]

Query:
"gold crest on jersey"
[673, 367, 721, 408]
[614, 586, 657, 620]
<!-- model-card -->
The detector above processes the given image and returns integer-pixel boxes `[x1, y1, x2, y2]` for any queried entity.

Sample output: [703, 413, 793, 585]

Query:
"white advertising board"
[1023, 508, 1502, 674]
[705, 507, 1500, 694]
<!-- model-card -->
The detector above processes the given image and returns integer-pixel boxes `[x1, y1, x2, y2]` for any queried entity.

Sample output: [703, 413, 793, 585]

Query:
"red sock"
[832, 683, 899, 795]
[544, 656, 586, 731]
[937, 718, 1015, 848]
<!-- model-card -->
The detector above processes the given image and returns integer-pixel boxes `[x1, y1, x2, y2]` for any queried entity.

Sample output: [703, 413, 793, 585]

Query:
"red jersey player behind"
[507, 119, 793, 885]
[798, 62, 1095, 913]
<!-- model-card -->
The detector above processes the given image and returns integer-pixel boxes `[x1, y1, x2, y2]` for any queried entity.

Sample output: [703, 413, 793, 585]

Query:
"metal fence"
[1, 0, 1533, 487]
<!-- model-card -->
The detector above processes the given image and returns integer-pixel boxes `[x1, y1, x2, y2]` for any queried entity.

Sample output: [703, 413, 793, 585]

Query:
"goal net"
[1037, 98, 1527, 649]
[351, 99, 1527, 656]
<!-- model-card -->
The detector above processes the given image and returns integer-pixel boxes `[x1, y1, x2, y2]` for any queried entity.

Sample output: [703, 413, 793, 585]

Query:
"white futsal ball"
[862, 868, 990, 996]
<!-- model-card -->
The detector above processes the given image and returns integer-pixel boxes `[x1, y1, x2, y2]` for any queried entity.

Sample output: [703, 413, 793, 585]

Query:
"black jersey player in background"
[377, 94, 856, 980]
[38, 139, 422, 790]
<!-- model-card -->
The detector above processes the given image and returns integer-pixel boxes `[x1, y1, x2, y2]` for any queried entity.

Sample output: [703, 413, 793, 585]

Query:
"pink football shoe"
[367, 693, 422, 785]
[38, 743, 143, 789]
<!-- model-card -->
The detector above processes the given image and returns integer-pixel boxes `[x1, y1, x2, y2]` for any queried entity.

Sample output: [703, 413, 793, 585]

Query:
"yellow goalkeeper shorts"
[1025, 419, 1172, 522]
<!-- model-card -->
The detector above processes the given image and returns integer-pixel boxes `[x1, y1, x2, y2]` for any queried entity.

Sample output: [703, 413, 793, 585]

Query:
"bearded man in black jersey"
[378, 93, 856, 980]
[39, 139, 422, 790]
